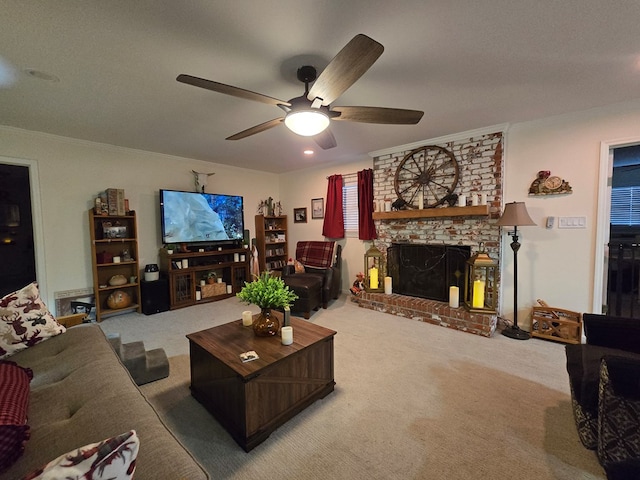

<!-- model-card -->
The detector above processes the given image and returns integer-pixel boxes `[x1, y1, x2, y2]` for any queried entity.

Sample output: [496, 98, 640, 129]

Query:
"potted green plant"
[236, 272, 298, 336]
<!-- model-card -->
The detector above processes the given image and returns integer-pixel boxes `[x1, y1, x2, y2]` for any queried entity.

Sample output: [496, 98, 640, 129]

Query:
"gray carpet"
[99, 296, 605, 479]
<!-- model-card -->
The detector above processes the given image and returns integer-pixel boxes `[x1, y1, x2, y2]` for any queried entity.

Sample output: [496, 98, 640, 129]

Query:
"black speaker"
[140, 277, 170, 315]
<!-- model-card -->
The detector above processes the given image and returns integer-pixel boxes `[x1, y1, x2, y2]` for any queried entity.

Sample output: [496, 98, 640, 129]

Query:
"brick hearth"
[352, 292, 497, 337]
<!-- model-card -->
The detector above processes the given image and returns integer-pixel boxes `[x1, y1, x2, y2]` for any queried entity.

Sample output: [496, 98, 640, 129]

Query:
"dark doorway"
[0, 163, 36, 296]
[607, 144, 640, 317]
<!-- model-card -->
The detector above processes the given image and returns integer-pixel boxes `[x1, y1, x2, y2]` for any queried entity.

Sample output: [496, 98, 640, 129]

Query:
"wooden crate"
[201, 282, 227, 298]
[531, 305, 582, 344]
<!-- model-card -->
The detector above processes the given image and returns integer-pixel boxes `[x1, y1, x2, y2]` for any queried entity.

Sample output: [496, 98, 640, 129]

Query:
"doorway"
[0, 163, 36, 296]
[595, 141, 640, 316]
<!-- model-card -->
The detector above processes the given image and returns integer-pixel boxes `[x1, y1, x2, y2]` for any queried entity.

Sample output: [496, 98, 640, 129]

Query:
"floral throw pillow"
[0, 282, 66, 360]
[23, 430, 139, 480]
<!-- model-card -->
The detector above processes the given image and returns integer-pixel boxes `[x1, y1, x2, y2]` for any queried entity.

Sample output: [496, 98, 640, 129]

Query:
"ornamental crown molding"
[368, 123, 509, 158]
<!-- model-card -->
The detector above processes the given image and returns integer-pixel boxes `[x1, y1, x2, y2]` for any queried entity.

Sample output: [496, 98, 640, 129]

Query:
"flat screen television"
[160, 189, 245, 246]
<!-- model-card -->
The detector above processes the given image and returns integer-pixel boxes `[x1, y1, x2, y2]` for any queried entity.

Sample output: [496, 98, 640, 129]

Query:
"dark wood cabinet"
[89, 209, 141, 321]
[254, 215, 288, 273]
[159, 248, 250, 310]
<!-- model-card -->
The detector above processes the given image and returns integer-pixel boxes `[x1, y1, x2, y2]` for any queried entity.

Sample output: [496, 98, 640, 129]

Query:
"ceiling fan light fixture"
[284, 110, 330, 136]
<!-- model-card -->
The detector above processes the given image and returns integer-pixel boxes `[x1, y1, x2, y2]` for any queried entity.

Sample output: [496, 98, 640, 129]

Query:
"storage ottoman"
[283, 273, 322, 319]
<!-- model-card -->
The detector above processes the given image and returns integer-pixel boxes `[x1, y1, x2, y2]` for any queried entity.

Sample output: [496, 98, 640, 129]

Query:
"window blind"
[611, 186, 640, 225]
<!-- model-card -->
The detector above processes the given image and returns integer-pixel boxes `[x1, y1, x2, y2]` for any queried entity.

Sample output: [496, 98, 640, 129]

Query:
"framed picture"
[294, 207, 307, 223]
[311, 198, 324, 219]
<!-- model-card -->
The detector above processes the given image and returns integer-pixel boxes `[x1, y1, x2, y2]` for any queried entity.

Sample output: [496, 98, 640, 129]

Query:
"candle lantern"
[464, 243, 498, 313]
[364, 244, 385, 293]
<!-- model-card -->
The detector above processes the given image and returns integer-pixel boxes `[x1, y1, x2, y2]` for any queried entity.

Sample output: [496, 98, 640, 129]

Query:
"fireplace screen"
[387, 244, 470, 302]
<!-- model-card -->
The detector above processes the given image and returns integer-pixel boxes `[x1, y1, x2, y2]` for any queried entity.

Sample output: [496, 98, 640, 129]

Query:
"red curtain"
[322, 174, 344, 238]
[358, 169, 377, 240]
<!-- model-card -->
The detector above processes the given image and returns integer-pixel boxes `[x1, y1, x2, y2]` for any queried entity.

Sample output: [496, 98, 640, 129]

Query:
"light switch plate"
[558, 216, 587, 229]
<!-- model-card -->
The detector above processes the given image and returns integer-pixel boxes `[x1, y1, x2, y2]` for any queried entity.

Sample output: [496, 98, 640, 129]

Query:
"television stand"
[159, 247, 250, 310]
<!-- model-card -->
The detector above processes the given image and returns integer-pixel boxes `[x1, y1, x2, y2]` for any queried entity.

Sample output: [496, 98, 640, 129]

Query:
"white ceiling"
[2, 1, 640, 174]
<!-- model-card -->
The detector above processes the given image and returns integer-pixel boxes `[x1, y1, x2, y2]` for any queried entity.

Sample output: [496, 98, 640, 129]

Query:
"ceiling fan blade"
[313, 128, 337, 150]
[177, 74, 290, 107]
[332, 106, 424, 124]
[308, 34, 384, 106]
[226, 118, 284, 140]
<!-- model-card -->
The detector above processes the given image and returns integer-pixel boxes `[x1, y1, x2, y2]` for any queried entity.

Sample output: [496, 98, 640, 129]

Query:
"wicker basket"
[201, 282, 227, 298]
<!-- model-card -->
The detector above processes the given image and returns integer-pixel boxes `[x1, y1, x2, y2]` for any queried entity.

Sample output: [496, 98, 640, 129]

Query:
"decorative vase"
[253, 308, 280, 337]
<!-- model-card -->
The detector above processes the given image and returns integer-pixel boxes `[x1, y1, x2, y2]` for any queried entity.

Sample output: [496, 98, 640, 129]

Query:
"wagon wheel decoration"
[394, 145, 459, 209]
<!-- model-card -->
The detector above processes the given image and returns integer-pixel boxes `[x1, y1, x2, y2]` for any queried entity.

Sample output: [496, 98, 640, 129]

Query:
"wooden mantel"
[372, 205, 489, 220]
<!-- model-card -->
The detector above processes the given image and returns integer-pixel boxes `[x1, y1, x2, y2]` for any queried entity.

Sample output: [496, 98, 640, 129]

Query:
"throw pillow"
[0, 360, 33, 472]
[23, 430, 139, 480]
[0, 282, 66, 360]
[294, 259, 305, 274]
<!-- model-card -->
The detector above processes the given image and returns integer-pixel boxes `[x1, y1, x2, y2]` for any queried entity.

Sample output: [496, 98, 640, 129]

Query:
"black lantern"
[364, 244, 385, 293]
[464, 243, 498, 313]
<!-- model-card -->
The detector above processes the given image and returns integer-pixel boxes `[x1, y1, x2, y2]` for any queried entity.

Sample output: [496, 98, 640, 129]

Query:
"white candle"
[181, 259, 189, 268]
[281, 326, 293, 345]
[480, 193, 488, 205]
[449, 286, 459, 308]
[471, 194, 479, 206]
[384, 276, 393, 295]
[242, 310, 253, 326]
[458, 195, 466, 207]
[234, 253, 240, 262]
[240, 254, 246, 262]
[195, 290, 201, 301]
[384, 200, 392, 212]
[200, 280, 205, 286]
[418, 195, 424, 210]
[226, 285, 232, 294]
[217, 277, 222, 283]
[113, 256, 121, 263]
[472, 280, 485, 308]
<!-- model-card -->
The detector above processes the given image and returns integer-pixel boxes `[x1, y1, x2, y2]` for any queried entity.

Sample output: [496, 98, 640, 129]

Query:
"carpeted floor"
[100, 295, 605, 479]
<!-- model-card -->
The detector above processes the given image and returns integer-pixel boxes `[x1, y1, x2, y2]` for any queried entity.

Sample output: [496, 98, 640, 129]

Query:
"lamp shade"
[495, 202, 536, 227]
[284, 110, 330, 136]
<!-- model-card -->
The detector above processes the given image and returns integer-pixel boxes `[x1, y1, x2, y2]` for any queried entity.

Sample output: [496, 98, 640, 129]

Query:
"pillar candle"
[281, 326, 293, 345]
[233, 253, 240, 262]
[471, 194, 479, 206]
[195, 290, 201, 301]
[480, 193, 488, 205]
[384, 276, 392, 294]
[200, 279, 205, 286]
[226, 285, 233, 294]
[369, 267, 379, 289]
[449, 286, 459, 308]
[181, 259, 189, 268]
[242, 310, 252, 326]
[418, 195, 424, 210]
[384, 200, 392, 212]
[458, 195, 466, 207]
[472, 280, 485, 308]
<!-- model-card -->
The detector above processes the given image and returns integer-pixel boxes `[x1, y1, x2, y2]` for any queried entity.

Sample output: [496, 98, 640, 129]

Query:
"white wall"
[0, 127, 279, 310]
[4, 97, 640, 324]
[279, 157, 373, 292]
[504, 99, 640, 327]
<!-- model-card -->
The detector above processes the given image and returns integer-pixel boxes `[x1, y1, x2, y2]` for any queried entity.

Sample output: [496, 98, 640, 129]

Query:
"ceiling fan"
[176, 34, 424, 150]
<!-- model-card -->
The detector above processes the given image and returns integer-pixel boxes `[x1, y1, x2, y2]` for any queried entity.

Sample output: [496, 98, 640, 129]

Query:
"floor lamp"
[496, 202, 536, 340]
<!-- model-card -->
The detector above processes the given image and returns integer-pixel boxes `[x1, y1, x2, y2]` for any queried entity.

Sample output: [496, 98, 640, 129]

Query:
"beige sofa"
[1, 324, 208, 480]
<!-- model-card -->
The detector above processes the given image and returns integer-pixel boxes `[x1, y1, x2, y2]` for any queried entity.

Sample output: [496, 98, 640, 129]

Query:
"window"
[611, 186, 640, 225]
[342, 176, 358, 237]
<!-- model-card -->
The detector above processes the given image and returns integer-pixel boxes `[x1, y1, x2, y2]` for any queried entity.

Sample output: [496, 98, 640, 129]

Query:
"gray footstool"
[107, 333, 170, 385]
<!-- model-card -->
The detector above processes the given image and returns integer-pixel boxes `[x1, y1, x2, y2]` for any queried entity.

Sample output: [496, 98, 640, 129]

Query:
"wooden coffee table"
[186, 315, 336, 451]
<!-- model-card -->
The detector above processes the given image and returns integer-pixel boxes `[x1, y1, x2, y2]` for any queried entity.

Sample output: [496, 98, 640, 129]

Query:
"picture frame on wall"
[311, 198, 324, 219]
[294, 207, 307, 223]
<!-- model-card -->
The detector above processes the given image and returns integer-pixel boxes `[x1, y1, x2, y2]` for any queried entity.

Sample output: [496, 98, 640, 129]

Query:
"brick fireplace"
[352, 130, 504, 337]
